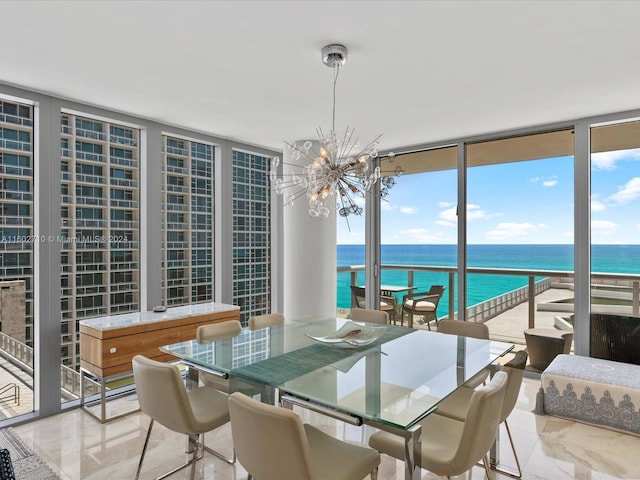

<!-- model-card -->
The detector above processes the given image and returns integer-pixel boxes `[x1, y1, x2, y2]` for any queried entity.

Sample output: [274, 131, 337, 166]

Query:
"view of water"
[337, 244, 640, 313]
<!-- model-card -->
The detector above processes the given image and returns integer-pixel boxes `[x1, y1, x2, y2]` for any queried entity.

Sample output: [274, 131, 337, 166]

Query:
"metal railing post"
[528, 275, 536, 329]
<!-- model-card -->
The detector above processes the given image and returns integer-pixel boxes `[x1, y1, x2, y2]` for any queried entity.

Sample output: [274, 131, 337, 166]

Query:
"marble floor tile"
[12, 377, 640, 480]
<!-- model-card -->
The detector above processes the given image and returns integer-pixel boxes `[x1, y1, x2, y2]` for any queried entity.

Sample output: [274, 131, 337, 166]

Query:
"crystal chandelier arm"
[286, 187, 313, 203]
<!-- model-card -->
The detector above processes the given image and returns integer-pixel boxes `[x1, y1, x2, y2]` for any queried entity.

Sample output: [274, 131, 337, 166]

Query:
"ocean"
[337, 244, 640, 313]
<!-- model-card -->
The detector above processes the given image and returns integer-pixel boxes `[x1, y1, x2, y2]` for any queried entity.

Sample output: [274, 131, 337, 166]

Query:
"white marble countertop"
[79, 302, 239, 331]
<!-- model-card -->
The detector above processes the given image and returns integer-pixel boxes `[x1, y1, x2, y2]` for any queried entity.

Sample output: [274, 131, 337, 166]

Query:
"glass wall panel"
[0, 97, 34, 419]
[60, 113, 140, 406]
[336, 179, 366, 318]
[466, 130, 574, 344]
[376, 146, 458, 328]
[589, 121, 640, 363]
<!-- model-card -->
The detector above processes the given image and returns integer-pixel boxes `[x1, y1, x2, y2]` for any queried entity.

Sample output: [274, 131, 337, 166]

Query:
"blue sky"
[336, 148, 640, 245]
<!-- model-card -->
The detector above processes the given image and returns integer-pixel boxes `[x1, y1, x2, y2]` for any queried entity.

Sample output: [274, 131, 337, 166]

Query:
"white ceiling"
[2, 0, 640, 153]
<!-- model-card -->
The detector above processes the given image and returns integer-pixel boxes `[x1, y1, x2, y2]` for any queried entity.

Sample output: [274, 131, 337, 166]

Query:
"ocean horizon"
[337, 244, 640, 313]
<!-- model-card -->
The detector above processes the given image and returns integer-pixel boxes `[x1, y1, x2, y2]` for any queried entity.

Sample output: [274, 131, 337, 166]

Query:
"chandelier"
[270, 44, 403, 221]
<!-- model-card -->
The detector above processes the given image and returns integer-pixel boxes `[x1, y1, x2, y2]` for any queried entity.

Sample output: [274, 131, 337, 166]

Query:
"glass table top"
[161, 317, 513, 430]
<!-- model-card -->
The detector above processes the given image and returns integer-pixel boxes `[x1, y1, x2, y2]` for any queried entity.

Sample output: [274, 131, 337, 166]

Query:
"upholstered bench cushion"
[536, 354, 640, 435]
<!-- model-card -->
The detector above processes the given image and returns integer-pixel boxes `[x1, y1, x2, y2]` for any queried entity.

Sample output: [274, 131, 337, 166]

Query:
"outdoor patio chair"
[401, 285, 445, 329]
[350, 286, 397, 324]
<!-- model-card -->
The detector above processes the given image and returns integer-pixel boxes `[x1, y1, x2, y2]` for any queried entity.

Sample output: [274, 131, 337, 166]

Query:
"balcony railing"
[339, 264, 640, 328]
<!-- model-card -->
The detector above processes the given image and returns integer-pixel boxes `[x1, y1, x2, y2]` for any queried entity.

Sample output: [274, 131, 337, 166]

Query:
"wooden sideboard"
[80, 302, 240, 378]
[79, 302, 240, 422]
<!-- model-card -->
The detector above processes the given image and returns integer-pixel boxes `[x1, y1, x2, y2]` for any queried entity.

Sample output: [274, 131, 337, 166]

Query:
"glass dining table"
[161, 317, 514, 480]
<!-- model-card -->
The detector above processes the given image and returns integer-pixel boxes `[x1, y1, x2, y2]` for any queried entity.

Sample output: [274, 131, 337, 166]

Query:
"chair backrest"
[426, 285, 445, 307]
[228, 392, 316, 480]
[350, 286, 366, 308]
[428, 284, 445, 297]
[248, 312, 284, 331]
[500, 350, 528, 423]
[437, 319, 489, 340]
[451, 370, 507, 473]
[132, 355, 199, 434]
[349, 307, 388, 325]
[196, 319, 242, 342]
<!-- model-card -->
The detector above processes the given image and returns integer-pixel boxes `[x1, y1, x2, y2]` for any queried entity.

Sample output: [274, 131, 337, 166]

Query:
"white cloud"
[484, 222, 546, 240]
[591, 194, 606, 212]
[438, 201, 453, 208]
[562, 231, 574, 238]
[440, 206, 457, 222]
[467, 204, 489, 220]
[591, 148, 640, 171]
[531, 175, 558, 187]
[400, 206, 418, 214]
[591, 220, 618, 231]
[608, 177, 640, 204]
[381, 202, 395, 211]
[436, 220, 456, 227]
[440, 203, 490, 222]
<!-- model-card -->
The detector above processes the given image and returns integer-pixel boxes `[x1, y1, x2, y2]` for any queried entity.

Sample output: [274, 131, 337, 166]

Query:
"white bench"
[535, 354, 640, 436]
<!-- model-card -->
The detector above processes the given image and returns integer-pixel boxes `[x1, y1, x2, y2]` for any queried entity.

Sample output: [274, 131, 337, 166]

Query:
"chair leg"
[478, 421, 523, 479]
[156, 433, 205, 480]
[504, 419, 523, 478]
[203, 433, 236, 464]
[371, 466, 378, 480]
[189, 434, 198, 480]
[483, 453, 494, 480]
[135, 418, 154, 480]
[484, 420, 522, 479]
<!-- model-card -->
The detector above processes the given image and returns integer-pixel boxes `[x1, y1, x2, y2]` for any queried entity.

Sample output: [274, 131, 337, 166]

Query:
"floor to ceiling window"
[465, 130, 575, 343]
[60, 112, 141, 406]
[377, 147, 458, 327]
[589, 120, 640, 362]
[0, 97, 35, 418]
[0, 83, 281, 426]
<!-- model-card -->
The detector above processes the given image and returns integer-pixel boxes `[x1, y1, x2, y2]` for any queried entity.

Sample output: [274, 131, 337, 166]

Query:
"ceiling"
[2, 0, 640, 153]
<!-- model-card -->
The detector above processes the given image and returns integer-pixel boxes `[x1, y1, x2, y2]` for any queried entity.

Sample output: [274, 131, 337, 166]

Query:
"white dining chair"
[229, 392, 380, 480]
[349, 307, 389, 325]
[369, 371, 508, 480]
[248, 312, 284, 330]
[132, 355, 234, 480]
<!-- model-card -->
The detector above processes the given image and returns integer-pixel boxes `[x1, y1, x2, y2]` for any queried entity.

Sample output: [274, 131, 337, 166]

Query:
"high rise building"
[232, 150, 271, 325]
[161, 135, 214, 305]
[0, 99, 34, 344]
[60, 113, 140, 368]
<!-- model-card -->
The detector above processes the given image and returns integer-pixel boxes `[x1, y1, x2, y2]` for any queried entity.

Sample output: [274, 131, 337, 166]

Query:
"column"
[282, 140, 337, 321]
